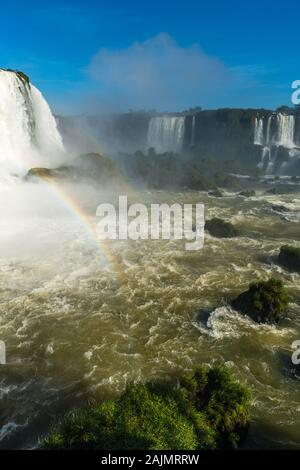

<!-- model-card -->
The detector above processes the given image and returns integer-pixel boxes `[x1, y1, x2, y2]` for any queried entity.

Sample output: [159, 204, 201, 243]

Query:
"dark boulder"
[278, 245, 300, 273]
[232, 278, 289, 323]
[205, 218, 238, 238]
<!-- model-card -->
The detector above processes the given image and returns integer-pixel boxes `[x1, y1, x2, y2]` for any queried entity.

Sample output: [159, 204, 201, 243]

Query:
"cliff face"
[184, 109, 262, 165]
[58, 108, 300, 175]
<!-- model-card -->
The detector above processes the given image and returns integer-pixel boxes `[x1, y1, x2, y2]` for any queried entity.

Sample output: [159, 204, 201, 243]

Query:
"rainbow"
[30, 154, 144, 288]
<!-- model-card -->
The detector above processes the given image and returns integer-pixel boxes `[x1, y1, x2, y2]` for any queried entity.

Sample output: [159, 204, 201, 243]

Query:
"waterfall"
[191, 115, 196, 146]
[275, 114, 294, 148]
[0, 69, 64, 176]
[147, 116, 185, 153]
[254, 112, 300, 174]
[257, 146, 270, 170]
[254, 117, 264, 145]
[265, 115, 272, 145]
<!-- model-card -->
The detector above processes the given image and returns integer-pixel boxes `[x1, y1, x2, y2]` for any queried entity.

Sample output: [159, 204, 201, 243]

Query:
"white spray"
[0, 69, 64, 177]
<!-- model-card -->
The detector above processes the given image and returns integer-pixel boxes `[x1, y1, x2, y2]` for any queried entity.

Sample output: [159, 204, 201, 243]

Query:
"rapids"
[0, 187, 299, 449]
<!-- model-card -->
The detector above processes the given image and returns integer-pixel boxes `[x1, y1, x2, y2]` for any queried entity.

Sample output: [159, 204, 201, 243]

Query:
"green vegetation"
[42, 365, 251, 450]
[232, 278, 289, 323]
[278, 245, 300, 273]
[1, 68, 30, 86]
[16, 70, 30, 86]
[205, 218, 238, 238]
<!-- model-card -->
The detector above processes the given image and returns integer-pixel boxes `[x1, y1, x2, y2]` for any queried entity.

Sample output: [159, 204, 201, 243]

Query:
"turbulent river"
[0, 183, 300, 449]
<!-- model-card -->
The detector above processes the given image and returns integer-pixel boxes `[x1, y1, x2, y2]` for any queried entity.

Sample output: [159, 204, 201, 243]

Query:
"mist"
[86, 33, 233, 113]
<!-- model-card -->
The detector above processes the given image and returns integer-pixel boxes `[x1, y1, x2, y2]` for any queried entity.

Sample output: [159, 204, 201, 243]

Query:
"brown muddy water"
[0, 182, 299, 449]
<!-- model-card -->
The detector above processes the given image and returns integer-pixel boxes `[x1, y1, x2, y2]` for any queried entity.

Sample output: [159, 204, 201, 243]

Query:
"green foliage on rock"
[16, 70, 30, 86]
[205, 218, 238, 238]
[181, 365, 251, 448]
[232, 278, 289, 323]
[42, 365, 251, 450]
[278, 245, 300, 273]
[1, 68, 30, 86]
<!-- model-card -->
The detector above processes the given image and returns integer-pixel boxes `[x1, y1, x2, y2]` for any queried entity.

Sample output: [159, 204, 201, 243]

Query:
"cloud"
[87, 33, 234, 111]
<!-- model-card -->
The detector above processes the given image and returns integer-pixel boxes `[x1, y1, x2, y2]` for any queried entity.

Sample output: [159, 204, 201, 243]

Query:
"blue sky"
[1, 0, 299, 114]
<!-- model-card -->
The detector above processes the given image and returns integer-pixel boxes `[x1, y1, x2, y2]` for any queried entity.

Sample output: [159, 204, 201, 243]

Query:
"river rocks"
[25, 167, 66, 180]
[239, 190, 255, 197]
[25, 153, 125, 187]
[278, 245, 300, 272]
[205, 218, 238, 238]
[208, 189, 223, 197]
[232, 278, 289, 323]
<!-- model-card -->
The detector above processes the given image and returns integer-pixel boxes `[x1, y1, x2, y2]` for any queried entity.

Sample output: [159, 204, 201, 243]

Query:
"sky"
[1, 0, 299, 114]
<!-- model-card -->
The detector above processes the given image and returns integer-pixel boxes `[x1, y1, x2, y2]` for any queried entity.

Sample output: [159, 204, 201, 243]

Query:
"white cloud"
[87, 33, 233, 111]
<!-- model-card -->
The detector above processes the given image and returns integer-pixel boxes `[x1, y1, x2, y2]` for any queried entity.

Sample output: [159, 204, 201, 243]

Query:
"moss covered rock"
[1, 68, 30, 86]
[16, 70, 30, 86]
[278, 245, 300, 273]
[42, 365, 251, 450]
[205, 218, 238, 238]
[232, 278, 289, 323]
[25, 167, 62, 180]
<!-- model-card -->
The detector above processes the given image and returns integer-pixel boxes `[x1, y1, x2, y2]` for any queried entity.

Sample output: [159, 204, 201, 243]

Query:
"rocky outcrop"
[58, 108, 300, 175]
[278, 245, 300, 272]
[232, 278, 289, 323]
[205, 218, 238, 238]
[25, 153, 126, 188]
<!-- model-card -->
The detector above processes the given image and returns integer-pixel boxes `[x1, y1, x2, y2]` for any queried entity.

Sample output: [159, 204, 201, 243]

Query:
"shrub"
[232, 278, 289, 323]
[42, 365, 251, 450]
[181, 365, 251, 448]
[43, 383, 206, 450]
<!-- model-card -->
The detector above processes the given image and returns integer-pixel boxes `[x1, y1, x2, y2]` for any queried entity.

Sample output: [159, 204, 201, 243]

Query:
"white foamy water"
[0, 188, 299, 449]
[0, 72, 300, 449]
[0, 69, 64, 175]
[147, 116, 185, 153]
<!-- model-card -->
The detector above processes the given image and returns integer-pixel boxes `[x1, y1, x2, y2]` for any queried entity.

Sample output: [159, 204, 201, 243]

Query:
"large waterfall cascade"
[147, 116, 185, 153]
[254, 113, 300, 174]
[0, 69, 64, 176]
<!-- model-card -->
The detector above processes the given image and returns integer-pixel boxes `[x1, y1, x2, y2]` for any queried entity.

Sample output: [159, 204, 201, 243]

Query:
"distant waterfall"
[0, 69, 64, 176]
[275, 114, 294, 148]
[147, 116, 185, 153]
[191, 115, 196, 146]
[254, 117, 264, 145]
[257, 146, 270, 171]
[254, 112, 300, 174]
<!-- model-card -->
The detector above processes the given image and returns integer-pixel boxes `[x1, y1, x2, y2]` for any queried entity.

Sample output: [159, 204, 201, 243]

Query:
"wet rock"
[231, 278, 290, 323]
[278, 245, 300, 273]
[239, 190, 255, 197]
[208, 189, 223, 197]
[205, 218, 238, 238]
